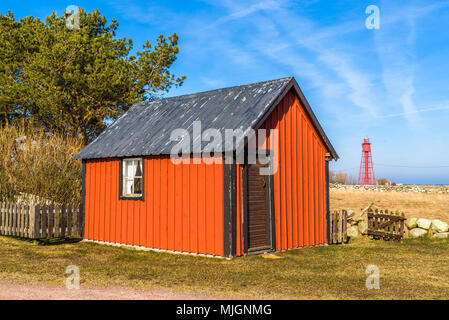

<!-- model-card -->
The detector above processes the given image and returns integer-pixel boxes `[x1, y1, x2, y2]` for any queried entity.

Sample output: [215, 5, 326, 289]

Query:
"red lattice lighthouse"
[358, 137, 376, 185]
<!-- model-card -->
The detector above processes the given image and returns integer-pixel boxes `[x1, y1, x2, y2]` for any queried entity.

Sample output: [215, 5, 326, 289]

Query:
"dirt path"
[0, 281, 226, 300]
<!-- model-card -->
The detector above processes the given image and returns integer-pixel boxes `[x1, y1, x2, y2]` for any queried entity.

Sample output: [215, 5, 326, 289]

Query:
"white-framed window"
[121, 158, 143, 198]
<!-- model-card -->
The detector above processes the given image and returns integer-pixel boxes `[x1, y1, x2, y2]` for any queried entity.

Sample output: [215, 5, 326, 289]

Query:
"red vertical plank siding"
[94, 161, 100, 241]
[85, 160, 92, 239]
[148, 161, 155, 248]
[291, 94, 298, 248]
[309, 128, 315, 244]
[297, 110, 304, 247]
[304, 124, 310, 246]
[205, 163, 214, 254]
[273, 108, 282, 251]
[160, 159, 168, 250]
[214, 163, 224, 256]
[285, 93, 293, 249]
[318, 147, 323, 244]
[84, 156, 224, 256]
[104, 161, 111, 242]
[190, 162, 198, 253]
[255, 89, 330, 251]
[280, 98, 287, 250]
[182, 164, 190, 253]
[198, 162, 206, 254]
[314, 136, 319, 244]
[174, 162, 183, 251]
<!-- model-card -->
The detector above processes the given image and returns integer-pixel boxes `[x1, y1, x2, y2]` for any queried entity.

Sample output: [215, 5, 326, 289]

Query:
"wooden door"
[245, 160, 274, 252]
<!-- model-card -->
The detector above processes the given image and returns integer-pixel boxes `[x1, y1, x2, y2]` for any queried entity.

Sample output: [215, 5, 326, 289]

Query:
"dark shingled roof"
[74, 77, 338, 160]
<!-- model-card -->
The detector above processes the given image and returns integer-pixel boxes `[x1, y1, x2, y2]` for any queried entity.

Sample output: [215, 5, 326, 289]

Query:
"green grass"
[1, 236, 448, 299]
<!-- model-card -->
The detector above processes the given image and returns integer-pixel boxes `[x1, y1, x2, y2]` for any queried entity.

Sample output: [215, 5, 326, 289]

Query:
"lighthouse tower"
[358, 137, 375, 185]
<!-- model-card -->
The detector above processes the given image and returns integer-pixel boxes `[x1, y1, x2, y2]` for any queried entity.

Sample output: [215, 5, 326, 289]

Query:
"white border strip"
[82, 239, 228, 259]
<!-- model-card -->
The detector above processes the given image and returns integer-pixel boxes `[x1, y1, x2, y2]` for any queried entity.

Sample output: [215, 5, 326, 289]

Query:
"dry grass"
[330, 188, 449, 221]
[1, 235, 449, 299]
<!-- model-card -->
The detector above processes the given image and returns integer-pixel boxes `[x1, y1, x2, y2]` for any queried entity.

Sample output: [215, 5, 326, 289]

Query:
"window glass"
[122, 158, 143, 197]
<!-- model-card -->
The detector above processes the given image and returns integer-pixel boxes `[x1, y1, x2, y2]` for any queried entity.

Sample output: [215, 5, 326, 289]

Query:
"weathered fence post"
[67, 205, 72, 237]
[12, 204, 17, 236]
[329, 211, 333, 244]
[333, 211, 338, 244]
[29, 204, 40, 239]
[343, 210, 348, 243]
[0, 202, 4, 235]
[78, 203, 84, 238]
[48, 204, 54, 238]
[41, 205, 47, 238]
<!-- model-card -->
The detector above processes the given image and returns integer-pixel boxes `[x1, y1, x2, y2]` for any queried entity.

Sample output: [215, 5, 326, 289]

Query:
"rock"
[347, 209, 355, 218]
[433, 232, 449, 239]
[409, 228, 428, 238]
[405, 217, 418, 230]
[431, 220, 449, 233]
[350, 220, 359, 226]
[358, 220, 368, 235]
[347, 226, 359, 238]
[416, 218, 431, 230]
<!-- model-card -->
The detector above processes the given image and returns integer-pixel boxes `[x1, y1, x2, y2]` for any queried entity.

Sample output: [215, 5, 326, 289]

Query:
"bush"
[0, 126, 83, 204]
[330, 171, 357, 185]
[377, 178, 389, 185]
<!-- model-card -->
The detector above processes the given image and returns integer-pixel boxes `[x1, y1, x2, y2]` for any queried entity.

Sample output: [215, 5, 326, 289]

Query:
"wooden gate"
[329, 210, 348, 244]
[367, 209, 406, 241]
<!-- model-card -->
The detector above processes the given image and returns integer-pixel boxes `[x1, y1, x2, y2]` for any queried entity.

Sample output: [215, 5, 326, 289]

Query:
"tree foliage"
[0, 9, 185, 143]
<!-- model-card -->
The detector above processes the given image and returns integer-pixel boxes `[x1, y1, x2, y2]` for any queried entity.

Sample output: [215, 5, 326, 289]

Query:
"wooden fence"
[367, 209, 406, 241]
[0, 203, 83, 239]
[329, 210, 348, 244]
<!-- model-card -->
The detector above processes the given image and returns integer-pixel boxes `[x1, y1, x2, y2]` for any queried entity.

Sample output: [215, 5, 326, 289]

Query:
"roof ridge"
[150, 77, 294, 102]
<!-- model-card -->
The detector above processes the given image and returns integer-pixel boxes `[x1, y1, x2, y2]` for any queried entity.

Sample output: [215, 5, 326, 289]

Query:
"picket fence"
[0, 203, 83, 239]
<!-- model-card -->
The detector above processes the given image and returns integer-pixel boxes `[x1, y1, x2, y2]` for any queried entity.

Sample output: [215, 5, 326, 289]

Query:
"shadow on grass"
[36, 237, 83, 246]
[4, 235, 83, 246]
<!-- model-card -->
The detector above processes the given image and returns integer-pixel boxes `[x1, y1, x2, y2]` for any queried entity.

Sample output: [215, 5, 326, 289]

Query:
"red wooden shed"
[74, 77, 338, 257]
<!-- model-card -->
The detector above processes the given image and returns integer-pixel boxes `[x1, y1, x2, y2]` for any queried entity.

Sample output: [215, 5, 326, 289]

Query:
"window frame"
[119, 157, 145, 201]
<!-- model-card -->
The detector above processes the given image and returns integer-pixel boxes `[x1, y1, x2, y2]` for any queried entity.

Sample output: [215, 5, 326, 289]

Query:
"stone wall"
[406, 218, 449, 239]
[344, 210, 449, 240]
[331, 183, 449, 194]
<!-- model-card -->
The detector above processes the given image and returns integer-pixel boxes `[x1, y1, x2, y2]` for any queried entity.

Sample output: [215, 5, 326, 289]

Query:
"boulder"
[347, 209, 355, 218]
[358, 220, 368, 235]
[416, 218, 431, 230]
[354, 216, 364, 224]
[347, 226, 359, 238]
[405, 217, 418, 230]
[409, 228, 428, 238]
[433, 232, 449, 239]
[431, 220, 449, 233]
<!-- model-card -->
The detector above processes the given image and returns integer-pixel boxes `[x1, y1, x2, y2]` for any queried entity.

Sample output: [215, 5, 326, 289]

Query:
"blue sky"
[2, 0, 449, 184]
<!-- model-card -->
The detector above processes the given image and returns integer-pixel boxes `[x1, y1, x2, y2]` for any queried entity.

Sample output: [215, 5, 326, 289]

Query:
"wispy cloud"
[217, 0, 287, 21]
[201, 77, 227, 88]
[215, 2, 381, 117]
[374, 2, 419, 126]
[374, 103, 449, 119]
